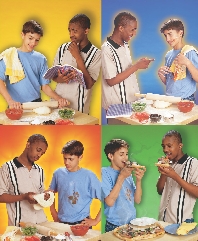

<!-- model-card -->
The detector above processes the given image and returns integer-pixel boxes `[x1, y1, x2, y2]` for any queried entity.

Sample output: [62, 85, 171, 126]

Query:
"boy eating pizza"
[156, 130, 198, 223]
[102, 139, 146, 232]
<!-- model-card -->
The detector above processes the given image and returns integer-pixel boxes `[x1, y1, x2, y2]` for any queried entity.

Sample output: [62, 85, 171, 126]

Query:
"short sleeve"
[89, 172, 101, 200]
[186, 50, 198, 69]
[0, 59, 7, 81]
[49, 172, 58, 192]
[101, 45, 118, 80]
[88, 49, 101, 81]
[0, 165, 10, 195]
[101, 168, 113, 200]
[190, 158, 198, 186]
[39, 57, 50, 85]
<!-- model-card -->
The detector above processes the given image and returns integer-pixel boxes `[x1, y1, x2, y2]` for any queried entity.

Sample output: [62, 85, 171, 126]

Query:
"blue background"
[102, 0, 198, 124]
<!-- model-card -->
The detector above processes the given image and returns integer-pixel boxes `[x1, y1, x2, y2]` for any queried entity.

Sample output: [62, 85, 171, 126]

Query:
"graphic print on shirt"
[67, 181, 79, 205]
[125, 187, 132, 202]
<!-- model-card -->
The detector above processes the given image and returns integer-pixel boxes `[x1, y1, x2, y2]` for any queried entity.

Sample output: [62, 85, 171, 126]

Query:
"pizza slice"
[125, 161, 145, 169]
[113, 222, 165, 241]
[155, 156, 172, 167]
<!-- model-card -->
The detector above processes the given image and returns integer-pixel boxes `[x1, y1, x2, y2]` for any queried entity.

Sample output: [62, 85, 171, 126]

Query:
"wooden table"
[108, 103, 198, 125]
[0, 221, 101, 241]
[0, 109, 99, 125]
[100, 222, 198, 241]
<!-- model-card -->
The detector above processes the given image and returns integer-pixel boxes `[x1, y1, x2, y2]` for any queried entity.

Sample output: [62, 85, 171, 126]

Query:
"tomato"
[55, 119, 75, 125]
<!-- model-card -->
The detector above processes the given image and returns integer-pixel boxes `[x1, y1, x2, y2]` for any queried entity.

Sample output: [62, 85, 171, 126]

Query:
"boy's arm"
[105, 167, 133, 207]
[105, 58, 152, 87]
[41, 84, 69, 108]
[50, 198, 60, 222]
[0, 192, 37, 204]
[0, 79, 21, 109]
[82, 208, 101, 227]
[134, 168, 146, 204]
[156, 173, 167, 195]
[158, 166, 198, 198]
[68, 42, 95, 89]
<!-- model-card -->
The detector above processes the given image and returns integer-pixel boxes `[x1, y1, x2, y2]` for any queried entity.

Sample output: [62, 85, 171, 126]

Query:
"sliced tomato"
[55, 119, 75, 125]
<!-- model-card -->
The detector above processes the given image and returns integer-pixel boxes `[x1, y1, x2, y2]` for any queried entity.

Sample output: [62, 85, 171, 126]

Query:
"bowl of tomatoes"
[5, 108, 23, 120]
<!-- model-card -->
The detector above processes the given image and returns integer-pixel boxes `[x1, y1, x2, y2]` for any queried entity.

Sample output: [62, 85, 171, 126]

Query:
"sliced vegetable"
[21, 226, 37, 236]
[58, 108, 75, 119]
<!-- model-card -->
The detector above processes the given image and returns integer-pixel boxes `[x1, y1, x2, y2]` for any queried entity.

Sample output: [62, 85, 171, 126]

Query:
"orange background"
[0, 125, 101, 233]
[0, 0, 101, 122]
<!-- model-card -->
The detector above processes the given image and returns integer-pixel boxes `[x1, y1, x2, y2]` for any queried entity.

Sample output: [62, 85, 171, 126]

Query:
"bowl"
[132, 102, 146, 112]
[5, 108, 23, 120]
[150, 114, 162, 123]
[133, 112, 150, 124]
[177, 101, 194, 113]
[70, 225, 89, 236]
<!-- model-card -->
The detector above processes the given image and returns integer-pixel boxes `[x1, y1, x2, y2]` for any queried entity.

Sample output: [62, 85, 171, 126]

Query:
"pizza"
[125, 161, 145, 169]
[155, 156, 172, 167]
[113, 222, 165, 241]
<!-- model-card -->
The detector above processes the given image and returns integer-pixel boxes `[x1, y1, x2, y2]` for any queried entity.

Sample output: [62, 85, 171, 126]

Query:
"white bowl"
[130, 217, 157, 226]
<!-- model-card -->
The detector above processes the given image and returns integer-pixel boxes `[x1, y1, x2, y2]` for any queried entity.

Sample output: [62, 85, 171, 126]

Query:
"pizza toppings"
[155, 156, 172, 167]
[114, 222, 165, 240]
[125, 161, 145, 169]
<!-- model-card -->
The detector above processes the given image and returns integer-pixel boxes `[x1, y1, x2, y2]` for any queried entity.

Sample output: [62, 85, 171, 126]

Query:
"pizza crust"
[33, 191, 54, 210]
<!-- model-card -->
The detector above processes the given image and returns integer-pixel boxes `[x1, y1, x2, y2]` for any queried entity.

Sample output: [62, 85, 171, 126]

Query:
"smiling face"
[21, 32, 41, 52]
[163, 29, 183, 50]
[108, 147, 128, 171]
[68, 22, 88, 44]
[120, 20, 137, 43]
[63, 153, 82, 172]
[161, 136, 183, 162]
[26, 140, 47, 165]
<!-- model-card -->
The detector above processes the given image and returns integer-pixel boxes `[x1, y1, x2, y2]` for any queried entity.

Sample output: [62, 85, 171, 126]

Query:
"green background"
[101, 125, 198, 233]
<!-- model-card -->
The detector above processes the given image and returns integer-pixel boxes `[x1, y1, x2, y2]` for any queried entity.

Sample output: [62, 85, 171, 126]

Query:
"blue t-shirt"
[0, 50, 50, 102]
[165, 49, 198, 98]
[102, 166, 136, 226]
[50, 167, 101, 223]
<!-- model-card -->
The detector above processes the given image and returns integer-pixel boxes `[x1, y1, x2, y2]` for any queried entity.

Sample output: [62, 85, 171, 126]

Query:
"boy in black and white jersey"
[157, 130, 198, 224]
[53, 14, 101, 114]
[102, 12, 153, 113]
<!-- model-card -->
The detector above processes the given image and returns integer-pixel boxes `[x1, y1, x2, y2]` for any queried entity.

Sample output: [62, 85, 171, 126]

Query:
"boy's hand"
[120, 166, 134, 179]
[55, 69, 76, 84]
[69, 41, 81, 60]
[158, 66, 171, 78]
[135, 58, 153, 70]
[158, 166, 177, 179]
[134, 167, 146, 181]
[57, 98, 70, 108]
[23, 192, 38, 204]
[174, 53, 190, 67]
[81, 217, 98, 227]
[8, 99, 22, 109]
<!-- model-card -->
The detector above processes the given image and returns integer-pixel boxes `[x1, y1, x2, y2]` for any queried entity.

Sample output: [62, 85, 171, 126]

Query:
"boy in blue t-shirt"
[158, 19, 198, 101]
[0, 20, 69, 109]
[102, 139, 146, 232]
[50, 140, 101, 227]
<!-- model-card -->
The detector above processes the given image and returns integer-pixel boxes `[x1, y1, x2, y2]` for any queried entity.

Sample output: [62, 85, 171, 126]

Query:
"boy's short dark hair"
[22, 20, 43, 36]
[114, 12, 136, 28]
[160, 19, 184, 37]
[104, 139, 129, 162]
[69, 14, 91, 29]
[62, 140, 84, 156]
[28, 134, 48, 147]
[163, 130, 182, 144]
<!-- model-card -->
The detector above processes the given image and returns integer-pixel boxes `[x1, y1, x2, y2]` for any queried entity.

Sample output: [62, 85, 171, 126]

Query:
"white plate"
[130, 217, 157, 226]
[165, 224, 198, 235]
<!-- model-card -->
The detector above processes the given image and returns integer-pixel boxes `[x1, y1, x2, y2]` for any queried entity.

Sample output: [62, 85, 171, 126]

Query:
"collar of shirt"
[13, 157, 36, 169]
[177, 153, 188, 164]
[107, 37, 128, 49]
[81, 41, 92, 53]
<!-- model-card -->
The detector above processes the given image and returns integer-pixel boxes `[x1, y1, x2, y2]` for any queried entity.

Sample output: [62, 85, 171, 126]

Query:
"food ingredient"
[21, 227, 37, 236]
[42, 120, 55, 125]
[153, 100, 172, 109]
[58, 108, 75, 119]
[55, 119, 75, 125]
[132, 102, 146, 112]
[33, 106, 51, 115]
